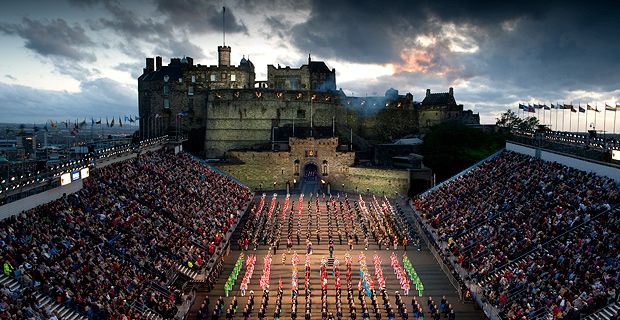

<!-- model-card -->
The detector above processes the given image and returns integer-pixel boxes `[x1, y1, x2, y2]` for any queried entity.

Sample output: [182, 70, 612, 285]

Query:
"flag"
[571, 106, 577, 113]
[605, 104, 616, 111]
[578, 106, 585, 113]
[616, 103, 620, 109]
[587, 104, 599, 112]
[134, 115, 140, 120]
[79, 119, 87, 128]
[119, 116, 123, 127]
[33, 125, 40, 132]
[543, 104, 551, 110]
[124, 115, 129, 122]
[528, 105, 535, 113]
[129, 115, 135, 123]
[50, 120, 57, 129]
[110, 117, 115, 127]
[96, 118, 102, 124]
[91, 118, 95, 126]
[43, 124, 48, 132]
[551, 103, 556, 109]
[71, 122, 79, 135]
[106, 117, 110, 127]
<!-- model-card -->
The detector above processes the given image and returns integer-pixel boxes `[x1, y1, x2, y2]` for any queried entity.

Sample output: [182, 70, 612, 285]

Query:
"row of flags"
[13, 112, 188, 136]
[519, 103, 620, 113]
[41, 115, 140, 136]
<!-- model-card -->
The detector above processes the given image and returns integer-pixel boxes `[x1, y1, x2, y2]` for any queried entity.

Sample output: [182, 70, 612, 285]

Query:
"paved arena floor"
[190, 189, 486, 319]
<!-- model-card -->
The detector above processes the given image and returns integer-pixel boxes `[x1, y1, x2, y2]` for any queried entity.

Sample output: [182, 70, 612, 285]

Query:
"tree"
[517, 116, 539, 131]
[496, 109, 539, 131]
[422, 122, 507, 182]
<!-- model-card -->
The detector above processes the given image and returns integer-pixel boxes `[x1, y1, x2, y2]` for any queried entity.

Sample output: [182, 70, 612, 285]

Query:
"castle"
[138, 45, 479, 158]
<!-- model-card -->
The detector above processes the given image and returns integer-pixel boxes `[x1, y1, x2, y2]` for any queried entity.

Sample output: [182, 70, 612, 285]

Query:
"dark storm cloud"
[264, 15, 292, 40]
[78, 1, 205, 59]
[0, 18, 96, 62]
[155, 0, 247, 34]
[289, 0, 620, 107]
[0, 78, 136, 123]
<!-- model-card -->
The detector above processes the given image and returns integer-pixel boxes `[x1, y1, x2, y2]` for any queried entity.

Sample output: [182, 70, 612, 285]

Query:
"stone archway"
[303, 162, 319, 181]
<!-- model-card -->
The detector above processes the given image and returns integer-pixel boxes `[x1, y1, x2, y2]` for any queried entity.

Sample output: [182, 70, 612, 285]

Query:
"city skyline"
[0, 0, 619, 125]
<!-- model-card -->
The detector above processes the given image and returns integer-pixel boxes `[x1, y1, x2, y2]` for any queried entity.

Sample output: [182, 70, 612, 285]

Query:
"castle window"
[221, 73, 227, 81]
[163, 75, 169, 82]
[191, 75, 196, 83]
[163, 85, 169, 96]
[230, 74, 236, 81]
[297, 110, 306, 119]
[188, 86, 194, 96]
[163, 99, 170, 109]
[210, 74, 216, 81]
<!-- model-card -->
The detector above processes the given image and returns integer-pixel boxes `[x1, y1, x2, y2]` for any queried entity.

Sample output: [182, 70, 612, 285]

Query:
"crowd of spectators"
[414, 150, 620, 318]
[0, 149, 252, 319]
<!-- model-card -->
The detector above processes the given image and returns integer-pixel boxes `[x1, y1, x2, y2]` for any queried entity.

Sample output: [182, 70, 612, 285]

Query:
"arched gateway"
[303, 162, 319, 180]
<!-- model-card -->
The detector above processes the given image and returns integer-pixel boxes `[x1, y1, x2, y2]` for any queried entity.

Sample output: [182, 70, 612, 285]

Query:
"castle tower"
[218, 46, 231, 66]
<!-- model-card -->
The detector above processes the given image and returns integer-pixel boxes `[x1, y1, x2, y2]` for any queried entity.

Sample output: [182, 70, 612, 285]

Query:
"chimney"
[156, 56, 162, 70]
[449, 87, 454, 96]
[218, 46, 231, 66]
[145, 57, 154, 73]
[426, 89, 431, 97]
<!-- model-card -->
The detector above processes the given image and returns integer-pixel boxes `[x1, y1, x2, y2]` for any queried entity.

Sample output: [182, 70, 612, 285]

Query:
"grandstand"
[1, 147, 252, 319]
[413, 147, 620, 319]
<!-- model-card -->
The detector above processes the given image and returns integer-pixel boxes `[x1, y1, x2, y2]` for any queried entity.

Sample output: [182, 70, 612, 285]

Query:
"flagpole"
[585, 105, 588, 132]
[615, 105, 617, 134]
[577, 103, 580, 133]
[560, 103, 563, 131]
[555, 104, 558, 131]
[595, 103, 597, 131]
[569, 106, 572, 132]
[604, 104, 607, 137]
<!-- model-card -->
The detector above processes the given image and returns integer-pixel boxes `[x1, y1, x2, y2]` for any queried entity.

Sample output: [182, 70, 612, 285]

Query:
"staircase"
[585, 302, 620, 320]
[0, 274, 87, 320]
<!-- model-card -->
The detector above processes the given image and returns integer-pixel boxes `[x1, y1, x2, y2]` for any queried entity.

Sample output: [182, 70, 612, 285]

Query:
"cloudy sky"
[1, 0, 619, 129]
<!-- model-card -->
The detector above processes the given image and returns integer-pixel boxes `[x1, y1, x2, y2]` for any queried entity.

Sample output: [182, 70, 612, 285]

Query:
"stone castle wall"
[205, 90, 349, 157]
[215, 137, 408, 195]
